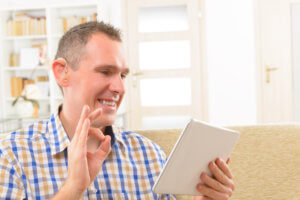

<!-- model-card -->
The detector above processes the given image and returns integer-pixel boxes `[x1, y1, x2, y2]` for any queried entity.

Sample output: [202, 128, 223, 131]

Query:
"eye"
[99, 70, 111, 76]
[121, 73, 127, 79]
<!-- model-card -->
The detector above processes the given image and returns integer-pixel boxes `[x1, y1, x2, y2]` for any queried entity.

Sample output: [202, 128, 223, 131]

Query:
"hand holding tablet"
[152, 119, 240, 196]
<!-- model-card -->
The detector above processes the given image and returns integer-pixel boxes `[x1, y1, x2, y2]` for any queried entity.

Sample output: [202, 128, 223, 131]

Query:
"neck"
[59, 102, 79, 141]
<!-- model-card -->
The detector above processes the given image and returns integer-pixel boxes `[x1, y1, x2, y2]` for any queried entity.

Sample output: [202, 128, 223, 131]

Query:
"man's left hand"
[194, 157, 235, 200]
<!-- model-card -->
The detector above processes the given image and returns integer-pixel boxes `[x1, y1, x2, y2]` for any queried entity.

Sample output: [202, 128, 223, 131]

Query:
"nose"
[109, 74, 125, 94]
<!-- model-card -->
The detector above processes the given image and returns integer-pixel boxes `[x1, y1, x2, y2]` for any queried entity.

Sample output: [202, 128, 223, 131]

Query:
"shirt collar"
[104, 126, 116, 147]
[48, 105, 117, 156]
[111, 126, 126, 148]
[48, 110, 70, 156]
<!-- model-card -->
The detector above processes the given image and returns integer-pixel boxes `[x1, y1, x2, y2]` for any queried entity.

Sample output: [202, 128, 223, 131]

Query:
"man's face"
[66, 33, 129, 128]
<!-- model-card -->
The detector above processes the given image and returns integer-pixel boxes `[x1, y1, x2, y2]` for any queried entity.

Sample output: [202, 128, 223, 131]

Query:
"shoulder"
[118, 128, 164, 150]
[114, 127, 167, 161]
[2, 119, 48, 139]
[0, 119, 49, 157]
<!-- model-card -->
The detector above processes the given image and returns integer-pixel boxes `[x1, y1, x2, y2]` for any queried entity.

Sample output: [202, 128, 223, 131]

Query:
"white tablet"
[152, 119, 240, 196]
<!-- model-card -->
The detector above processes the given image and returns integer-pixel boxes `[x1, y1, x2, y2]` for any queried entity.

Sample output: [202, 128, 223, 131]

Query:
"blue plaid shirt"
[0, 110, 176, 199]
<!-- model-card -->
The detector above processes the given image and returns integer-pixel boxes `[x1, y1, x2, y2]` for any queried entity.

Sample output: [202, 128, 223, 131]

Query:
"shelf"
[50, 2, 99, 9]
[52, 34, 63, 39]
[6, 97, 50, 101]
[0, 6, 46, 12]
[0, 2, 104, 121]
[2, 35, 47, 40]
[3, 66, 49, 71]
[4, 115, 50, 120]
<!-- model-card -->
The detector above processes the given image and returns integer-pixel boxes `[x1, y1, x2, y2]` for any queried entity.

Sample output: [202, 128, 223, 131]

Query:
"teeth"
[112, 96, 119, 102]
[100, 100, 116, 106]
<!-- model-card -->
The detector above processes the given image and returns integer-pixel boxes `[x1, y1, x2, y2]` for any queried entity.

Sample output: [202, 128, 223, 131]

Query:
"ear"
[52, 58, 69, 88]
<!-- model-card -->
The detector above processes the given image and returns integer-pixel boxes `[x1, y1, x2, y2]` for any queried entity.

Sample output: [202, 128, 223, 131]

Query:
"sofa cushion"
[136, 124, 300, 200]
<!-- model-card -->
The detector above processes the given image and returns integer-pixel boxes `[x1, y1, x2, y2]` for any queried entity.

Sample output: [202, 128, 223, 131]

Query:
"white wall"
[0, 0, 257, 126]
[292, 3, 300, 122]
[206, 0, 257, 126]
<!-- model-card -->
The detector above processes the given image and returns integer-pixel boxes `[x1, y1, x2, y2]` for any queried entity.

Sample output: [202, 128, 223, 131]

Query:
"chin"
[92, 115, 116, 128]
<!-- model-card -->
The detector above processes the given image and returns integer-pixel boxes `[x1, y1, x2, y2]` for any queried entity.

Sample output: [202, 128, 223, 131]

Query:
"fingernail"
[200, 173, 204, 180]
[227, 157, 231, 164]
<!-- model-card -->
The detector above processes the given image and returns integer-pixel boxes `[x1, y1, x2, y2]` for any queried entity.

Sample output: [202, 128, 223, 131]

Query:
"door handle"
[131, 71, 144, 76]
[266, 65, 278, 83]
[131, 71, 144, 88]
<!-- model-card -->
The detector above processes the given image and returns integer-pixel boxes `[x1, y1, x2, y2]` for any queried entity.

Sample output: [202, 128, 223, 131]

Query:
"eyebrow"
[94, 65, 130, 74]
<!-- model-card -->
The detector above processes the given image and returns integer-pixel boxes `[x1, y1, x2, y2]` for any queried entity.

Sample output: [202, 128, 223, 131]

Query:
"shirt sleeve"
[160, 193, 178, 200]
[0, 151, 26, 199]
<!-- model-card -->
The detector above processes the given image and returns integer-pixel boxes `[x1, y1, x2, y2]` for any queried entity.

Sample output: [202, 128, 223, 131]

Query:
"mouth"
[97, 97, 119, 111]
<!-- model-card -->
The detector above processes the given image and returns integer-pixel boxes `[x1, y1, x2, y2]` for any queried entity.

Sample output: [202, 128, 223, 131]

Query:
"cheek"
[91, 77, 111, 90]
[71, 73, 109, 96]
[81, 76, 99, 90]
[71, 79, 93, 99]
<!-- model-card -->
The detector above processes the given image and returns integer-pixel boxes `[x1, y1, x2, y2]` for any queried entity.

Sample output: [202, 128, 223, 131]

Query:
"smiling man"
[0, 22, 235, 200]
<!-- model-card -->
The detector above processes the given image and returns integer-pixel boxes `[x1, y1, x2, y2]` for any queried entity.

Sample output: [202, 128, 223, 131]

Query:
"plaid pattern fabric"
[0, 110, 176, 200]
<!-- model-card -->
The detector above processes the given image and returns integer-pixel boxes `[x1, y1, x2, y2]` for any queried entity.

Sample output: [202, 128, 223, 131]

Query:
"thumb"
[96, 135, 111, 158]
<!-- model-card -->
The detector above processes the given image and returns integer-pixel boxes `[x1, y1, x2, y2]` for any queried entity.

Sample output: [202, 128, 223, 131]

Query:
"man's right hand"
[52, 105, 111, 200]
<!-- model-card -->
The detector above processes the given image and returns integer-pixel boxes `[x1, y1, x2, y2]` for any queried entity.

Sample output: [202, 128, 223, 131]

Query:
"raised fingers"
[95, 135, 111, 158]
[88, 108, 102, 123]
[78, 118, 91, 147]
[74, 105, 90, 138]
[88, 128, 105, 141]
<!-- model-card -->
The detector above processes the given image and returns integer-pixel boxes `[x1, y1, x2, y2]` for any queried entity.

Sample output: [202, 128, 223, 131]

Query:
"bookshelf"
[0, 1, 107, 126]
[4, 35, 47, 40]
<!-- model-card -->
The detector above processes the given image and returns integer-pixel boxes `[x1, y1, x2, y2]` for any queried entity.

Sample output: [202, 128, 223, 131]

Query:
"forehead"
[87, 33, 124, 58]
[78, 33, 127, 70]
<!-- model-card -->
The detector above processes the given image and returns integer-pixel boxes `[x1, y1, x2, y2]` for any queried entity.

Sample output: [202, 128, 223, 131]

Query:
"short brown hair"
[55, 21, 122, 69]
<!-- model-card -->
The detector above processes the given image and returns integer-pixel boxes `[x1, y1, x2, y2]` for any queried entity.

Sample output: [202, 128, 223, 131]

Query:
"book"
[61, 13, 98, 33]
[10, 77, 36, 97]
[10, 77, 18, 97]
[6, 13, 47, 36]
[16, 77, 23, 96]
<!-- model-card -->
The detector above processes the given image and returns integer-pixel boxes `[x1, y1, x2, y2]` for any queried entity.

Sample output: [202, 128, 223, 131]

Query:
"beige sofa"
[0, 125, 299, 199]
[137, 124, 300, 200]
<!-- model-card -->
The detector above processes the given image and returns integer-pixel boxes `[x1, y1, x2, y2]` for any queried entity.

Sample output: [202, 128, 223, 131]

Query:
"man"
[0, 22, 234, 199]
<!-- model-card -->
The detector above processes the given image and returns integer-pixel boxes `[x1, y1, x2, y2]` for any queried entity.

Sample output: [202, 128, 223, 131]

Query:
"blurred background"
[0, 0, 298, 133]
